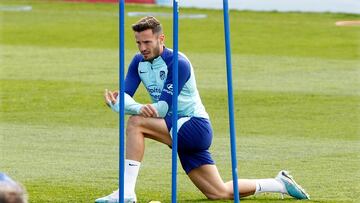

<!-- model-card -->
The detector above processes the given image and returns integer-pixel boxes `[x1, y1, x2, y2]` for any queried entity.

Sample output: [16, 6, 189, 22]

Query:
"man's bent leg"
[96, 115, 171, 203]
[125, 115, 171, 196]
[126, 115, 172, 161]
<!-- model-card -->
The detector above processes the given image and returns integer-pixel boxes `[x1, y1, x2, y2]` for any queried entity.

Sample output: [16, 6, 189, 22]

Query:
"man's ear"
[158, 33, 165, 44]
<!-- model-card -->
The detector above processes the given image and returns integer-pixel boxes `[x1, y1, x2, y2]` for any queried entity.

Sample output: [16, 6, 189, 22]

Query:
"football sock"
[255, 179, 287, 194]
[124, 159, 141, 197]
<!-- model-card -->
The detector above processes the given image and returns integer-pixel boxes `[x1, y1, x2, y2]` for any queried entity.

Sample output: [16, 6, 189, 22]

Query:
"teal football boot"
[95, 190, 136, 203]
[276, 170, 310, 200]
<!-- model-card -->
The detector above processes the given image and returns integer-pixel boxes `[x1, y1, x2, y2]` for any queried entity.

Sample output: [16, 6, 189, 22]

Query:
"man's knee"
[127, 115, 143, 126]
[126, 115, 143, 134]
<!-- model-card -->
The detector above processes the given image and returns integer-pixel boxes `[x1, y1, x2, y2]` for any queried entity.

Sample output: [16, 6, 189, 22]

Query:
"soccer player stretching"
[95, 16, 309, 203]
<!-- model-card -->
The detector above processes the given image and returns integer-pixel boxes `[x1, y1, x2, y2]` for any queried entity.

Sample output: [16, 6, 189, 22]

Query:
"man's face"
[135, 29, 164, 61]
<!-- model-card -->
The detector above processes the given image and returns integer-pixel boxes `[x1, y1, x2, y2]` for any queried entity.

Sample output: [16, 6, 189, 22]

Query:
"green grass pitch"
[0, 1, 359, 202]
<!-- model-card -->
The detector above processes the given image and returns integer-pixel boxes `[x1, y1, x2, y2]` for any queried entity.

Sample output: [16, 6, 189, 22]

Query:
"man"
[95, 16, 309, 203]
[0, 173, 27, 203]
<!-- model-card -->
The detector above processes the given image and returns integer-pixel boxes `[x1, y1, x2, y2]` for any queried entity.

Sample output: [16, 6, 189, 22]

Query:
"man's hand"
[104, 89, 118, 107]
[139, 104, 159, 118]
[104, 89, 158, 117]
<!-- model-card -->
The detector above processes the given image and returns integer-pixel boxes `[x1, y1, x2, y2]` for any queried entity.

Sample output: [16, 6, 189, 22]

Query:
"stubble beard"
[145, 41, 161, 61]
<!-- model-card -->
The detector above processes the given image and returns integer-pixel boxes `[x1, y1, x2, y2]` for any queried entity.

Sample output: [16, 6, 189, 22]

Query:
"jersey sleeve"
[124, 55, 142, 96]
[152, 58, 191, 117]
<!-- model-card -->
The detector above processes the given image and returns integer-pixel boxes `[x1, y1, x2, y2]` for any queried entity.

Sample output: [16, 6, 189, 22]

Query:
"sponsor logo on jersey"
[147, 85, 162, 100]
[167, 84, 173, 91]
[163, 83, 173, 95]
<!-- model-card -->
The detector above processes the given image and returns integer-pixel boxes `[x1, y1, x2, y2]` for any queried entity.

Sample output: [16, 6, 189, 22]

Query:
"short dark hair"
[132, 16, 162, 34]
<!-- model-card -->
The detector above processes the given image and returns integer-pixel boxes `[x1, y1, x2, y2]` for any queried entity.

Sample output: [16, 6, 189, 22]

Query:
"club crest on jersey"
[160, 70, 166, 80]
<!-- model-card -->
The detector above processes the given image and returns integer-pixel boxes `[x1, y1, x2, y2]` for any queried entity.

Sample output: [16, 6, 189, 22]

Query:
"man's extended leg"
[188, 165, 309, 200]
[177, 117, 309, 200]
[188, 164, 256, 199]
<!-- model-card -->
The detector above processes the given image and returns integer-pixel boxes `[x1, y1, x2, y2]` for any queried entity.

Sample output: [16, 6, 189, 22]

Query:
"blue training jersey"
[124, 47, 209, 120]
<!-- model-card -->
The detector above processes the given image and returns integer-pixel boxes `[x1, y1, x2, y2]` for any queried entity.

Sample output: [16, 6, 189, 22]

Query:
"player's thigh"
[127, 115, 172, 146]
[188, 164, 231, 199]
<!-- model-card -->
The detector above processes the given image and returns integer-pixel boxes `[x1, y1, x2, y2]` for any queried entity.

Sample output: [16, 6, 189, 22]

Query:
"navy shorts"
[165, 116, 215, 174]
